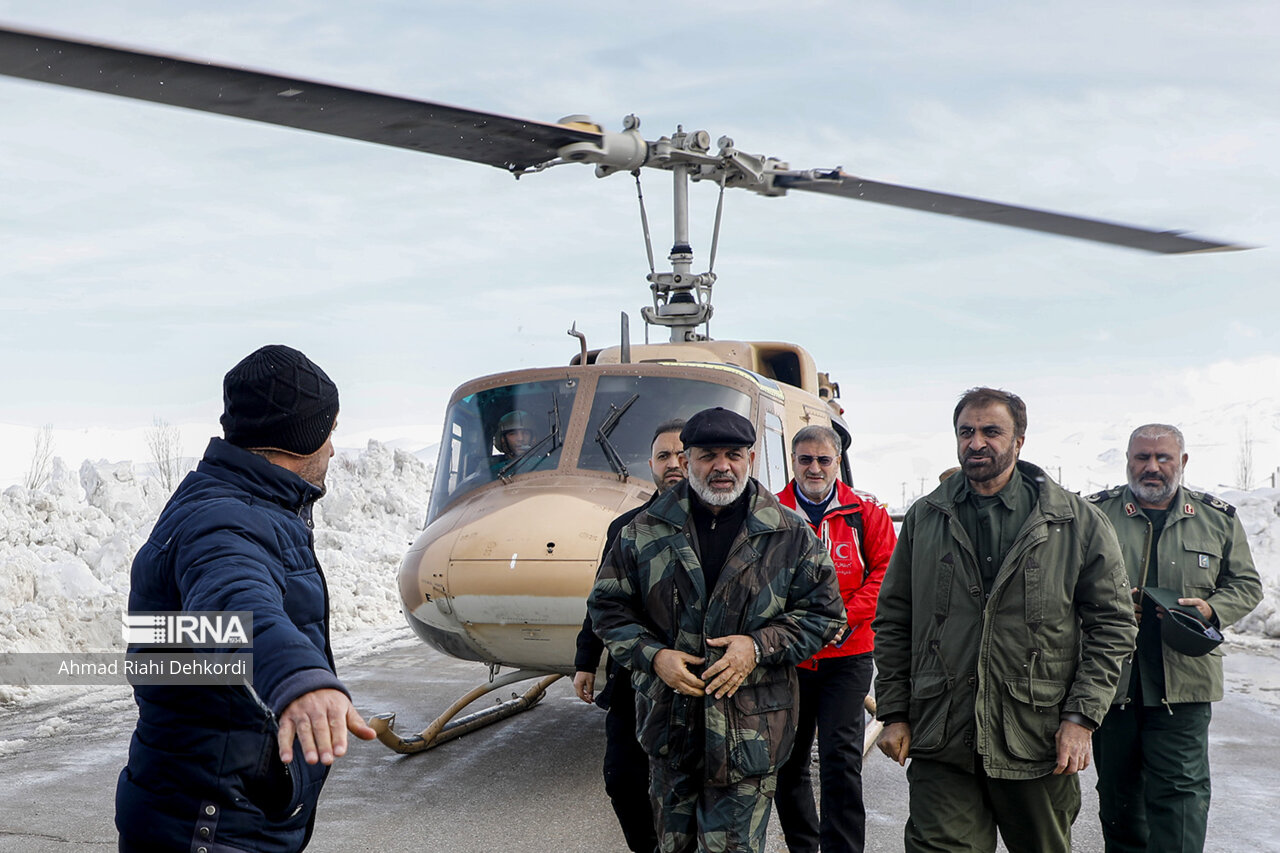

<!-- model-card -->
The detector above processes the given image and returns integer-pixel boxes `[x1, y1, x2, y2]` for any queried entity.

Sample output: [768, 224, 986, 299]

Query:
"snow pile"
[0, 441, 433, 661]
[1222, 488, 1280, 637]
[1, 436, 1276, 691]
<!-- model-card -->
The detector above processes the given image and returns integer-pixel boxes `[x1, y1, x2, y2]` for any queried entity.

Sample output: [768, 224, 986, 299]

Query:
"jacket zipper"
[1027, 647, 1042, 713]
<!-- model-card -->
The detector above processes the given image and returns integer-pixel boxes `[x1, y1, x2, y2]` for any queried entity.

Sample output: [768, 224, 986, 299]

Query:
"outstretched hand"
[278, 687, 377, 766]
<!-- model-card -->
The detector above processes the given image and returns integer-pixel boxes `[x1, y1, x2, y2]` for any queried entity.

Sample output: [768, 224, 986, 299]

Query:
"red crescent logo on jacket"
[832, 533, 860, 563]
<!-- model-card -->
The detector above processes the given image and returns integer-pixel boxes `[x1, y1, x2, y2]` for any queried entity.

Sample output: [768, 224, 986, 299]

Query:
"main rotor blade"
[0, 26, 601, 172]
[774, 172, 1247, 254]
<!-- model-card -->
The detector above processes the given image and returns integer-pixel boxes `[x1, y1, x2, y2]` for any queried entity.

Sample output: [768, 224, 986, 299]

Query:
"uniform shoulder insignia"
[1085, 485, 1122, 503]
[1193, 490, 1237, 517]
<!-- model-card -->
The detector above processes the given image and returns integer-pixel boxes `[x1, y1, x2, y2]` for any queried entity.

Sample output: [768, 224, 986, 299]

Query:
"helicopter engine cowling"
[398, 475, 648, 674]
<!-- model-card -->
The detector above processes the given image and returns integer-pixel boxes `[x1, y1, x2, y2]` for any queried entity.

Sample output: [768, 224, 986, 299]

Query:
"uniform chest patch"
[1199, 554, 1210, 569]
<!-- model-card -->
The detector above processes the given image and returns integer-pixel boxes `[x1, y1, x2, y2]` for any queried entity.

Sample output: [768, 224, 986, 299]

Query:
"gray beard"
[690, 473, 747, 507]
[1130, 475, 1179, 505]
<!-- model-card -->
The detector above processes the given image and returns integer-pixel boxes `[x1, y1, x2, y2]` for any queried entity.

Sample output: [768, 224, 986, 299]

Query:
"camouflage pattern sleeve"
[587, 529, 667, 676]
[750, 523, 846, 666]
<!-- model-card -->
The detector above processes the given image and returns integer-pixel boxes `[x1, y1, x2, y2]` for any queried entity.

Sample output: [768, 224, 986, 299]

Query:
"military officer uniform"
[1087, 484, 1262, 853]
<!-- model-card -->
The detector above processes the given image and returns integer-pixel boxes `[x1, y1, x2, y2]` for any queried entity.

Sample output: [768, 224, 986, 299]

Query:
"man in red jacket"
[775, 425, 896, 853]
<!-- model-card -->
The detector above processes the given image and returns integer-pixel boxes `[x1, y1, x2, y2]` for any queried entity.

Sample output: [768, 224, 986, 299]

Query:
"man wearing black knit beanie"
[116, 344, 375, 853]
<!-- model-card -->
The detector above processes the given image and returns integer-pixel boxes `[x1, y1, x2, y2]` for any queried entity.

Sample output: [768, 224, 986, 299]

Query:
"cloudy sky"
[1, 1, 1277, 493]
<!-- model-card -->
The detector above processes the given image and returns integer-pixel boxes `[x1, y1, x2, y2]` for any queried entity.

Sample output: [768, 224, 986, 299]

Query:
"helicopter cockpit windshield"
[579, 375, 751, 476]
[430, 378, 574, 517]
[428, 373, 755, 524]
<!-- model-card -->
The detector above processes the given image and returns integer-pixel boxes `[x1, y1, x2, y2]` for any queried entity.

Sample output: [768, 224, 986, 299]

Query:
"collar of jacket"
[925, 459, 1076, 523]
[199, 436, 325, 513]
[778, 479, 865, 520]
[1120, 484, 1197, 522]
[648, 478, 792, 537]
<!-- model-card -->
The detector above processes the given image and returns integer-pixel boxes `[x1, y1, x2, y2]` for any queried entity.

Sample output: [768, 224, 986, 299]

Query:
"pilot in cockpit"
[494, 409, 535, 461]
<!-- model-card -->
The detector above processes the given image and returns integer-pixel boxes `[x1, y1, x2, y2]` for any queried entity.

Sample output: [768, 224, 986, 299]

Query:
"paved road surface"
[1, 629, 1276, 852]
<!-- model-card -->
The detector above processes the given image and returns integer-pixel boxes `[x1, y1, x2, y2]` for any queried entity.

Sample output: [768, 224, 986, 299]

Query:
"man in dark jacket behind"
[589, 407, 846, 853]
[573, 417, 686, 853]
[116, 345, 375, 853]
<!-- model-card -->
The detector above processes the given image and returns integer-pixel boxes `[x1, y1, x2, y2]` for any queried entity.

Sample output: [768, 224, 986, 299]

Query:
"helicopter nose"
[399, 481, 644, 669]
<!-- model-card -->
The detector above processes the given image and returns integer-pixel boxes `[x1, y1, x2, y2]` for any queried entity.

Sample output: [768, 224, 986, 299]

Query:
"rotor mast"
[644, 151, 717, 342]
[562, 121, 725, 342]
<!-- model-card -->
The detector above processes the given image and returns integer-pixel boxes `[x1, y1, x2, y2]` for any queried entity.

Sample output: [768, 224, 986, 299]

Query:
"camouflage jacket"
[588, 479, 845, 785]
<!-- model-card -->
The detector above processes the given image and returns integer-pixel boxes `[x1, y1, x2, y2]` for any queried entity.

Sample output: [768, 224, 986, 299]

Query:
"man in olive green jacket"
[1087, 423, 1262, 853]
[873, 387, 1137, 853]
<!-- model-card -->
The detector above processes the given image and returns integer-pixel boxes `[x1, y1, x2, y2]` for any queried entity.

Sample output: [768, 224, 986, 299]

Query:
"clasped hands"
[654, 634, 757, 700]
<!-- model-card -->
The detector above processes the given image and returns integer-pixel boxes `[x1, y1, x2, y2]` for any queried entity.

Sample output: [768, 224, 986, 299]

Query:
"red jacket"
[777, 480, 896, 665]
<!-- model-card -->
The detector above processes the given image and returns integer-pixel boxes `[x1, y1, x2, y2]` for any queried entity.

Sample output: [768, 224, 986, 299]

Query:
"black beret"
[680, 407, 756, 449]
[1142, 587, 1224, 657]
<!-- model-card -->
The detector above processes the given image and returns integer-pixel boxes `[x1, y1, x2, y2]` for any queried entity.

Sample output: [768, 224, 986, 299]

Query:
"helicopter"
[0, 25, 1249, 754]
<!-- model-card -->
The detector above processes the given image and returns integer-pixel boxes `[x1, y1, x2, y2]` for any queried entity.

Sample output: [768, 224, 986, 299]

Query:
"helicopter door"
[760, 410, 788, 492]
[830, 420, 855, 487]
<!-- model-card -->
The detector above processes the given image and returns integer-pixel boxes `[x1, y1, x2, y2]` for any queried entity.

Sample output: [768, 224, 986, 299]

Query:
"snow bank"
[1221, 488, 1280, 637]
[0, 441, 432, 665]
[1, 441, 1276, 691]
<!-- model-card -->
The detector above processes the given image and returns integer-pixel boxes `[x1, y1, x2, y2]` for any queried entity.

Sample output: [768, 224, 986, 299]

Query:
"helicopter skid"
[369, 669, 562, 754]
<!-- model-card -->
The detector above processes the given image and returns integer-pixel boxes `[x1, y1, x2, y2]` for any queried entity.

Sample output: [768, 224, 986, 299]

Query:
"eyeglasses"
[795, 455, 836, 468]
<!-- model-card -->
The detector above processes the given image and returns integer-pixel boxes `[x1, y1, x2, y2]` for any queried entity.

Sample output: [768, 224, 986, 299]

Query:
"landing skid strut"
[370, 669, 562, 754]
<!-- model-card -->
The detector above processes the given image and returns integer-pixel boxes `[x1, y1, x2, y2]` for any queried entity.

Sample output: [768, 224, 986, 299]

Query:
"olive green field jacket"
[873, 461, 1137, 779]
[1087, 484, 1263, 704]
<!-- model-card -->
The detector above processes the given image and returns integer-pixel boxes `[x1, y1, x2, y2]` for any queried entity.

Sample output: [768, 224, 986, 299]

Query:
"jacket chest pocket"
[1179, 539, 1222, 583]
[908, 673, 952, 754]
[640, 546, 688, 641]
[282, 542, 317, 576]
[281, 547, 325, 627]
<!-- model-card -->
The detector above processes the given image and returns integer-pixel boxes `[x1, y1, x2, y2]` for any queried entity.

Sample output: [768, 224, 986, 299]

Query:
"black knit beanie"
[220, 345, 339, 456]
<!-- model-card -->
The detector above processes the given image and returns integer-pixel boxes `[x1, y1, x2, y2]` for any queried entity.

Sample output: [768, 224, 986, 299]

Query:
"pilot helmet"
[494, 409, 534, 454]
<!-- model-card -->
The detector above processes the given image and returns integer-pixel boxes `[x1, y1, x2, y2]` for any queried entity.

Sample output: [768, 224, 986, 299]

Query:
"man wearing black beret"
[589, 406, 846, 853]
[116, 344, 375, 853]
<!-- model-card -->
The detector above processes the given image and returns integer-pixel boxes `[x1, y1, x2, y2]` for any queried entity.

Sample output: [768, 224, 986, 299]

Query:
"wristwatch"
[751, 637, 762, 665]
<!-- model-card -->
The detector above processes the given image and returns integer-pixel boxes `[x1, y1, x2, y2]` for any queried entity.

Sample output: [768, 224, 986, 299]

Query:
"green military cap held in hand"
[1142, 587, 1224, 657]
